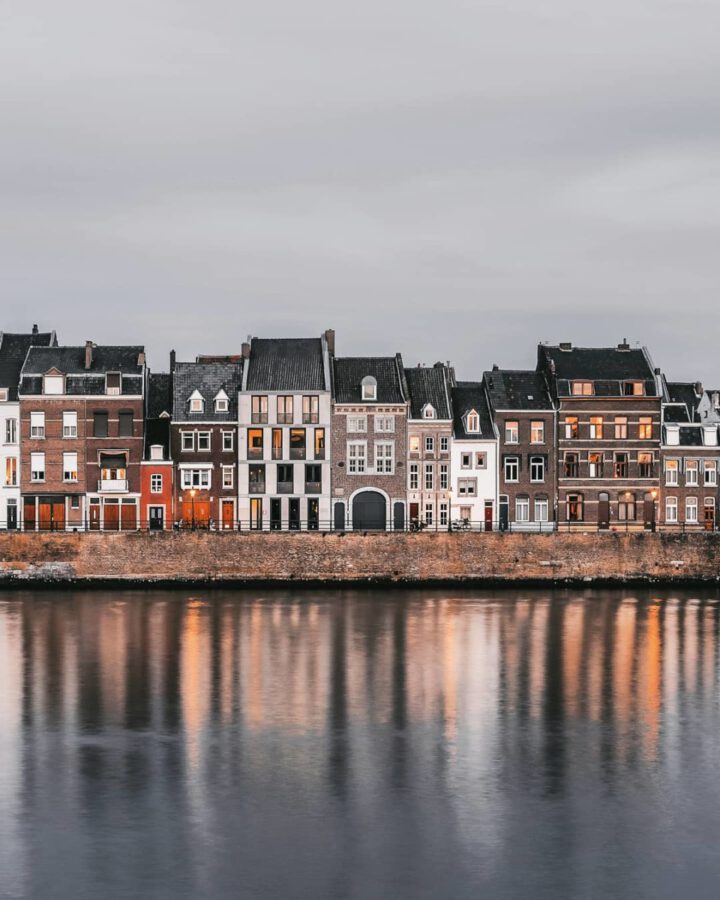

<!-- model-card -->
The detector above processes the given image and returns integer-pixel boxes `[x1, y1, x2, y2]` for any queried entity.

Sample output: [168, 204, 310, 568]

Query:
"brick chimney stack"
[170, 349, 176, 373]
[84, 341, 94, 370]
[324, 328, 335, 355]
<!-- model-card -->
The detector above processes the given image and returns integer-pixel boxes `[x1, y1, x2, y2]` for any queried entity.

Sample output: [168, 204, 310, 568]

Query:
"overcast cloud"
[2, 0, 719, 381]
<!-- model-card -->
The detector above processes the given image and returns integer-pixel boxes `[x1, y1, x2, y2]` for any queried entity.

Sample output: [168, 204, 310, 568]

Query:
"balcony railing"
[277, 481, 294, 494]
[249, 481, 265, 494]
[290, 448, 306, 460]
[305, 481, 322, 494]
[247, 448, 263, 460]
[98, 478, 128, 492]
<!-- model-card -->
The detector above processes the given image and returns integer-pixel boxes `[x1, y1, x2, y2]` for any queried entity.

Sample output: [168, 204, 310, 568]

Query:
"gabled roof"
[332, 355, 407, 404]
[404, 365, 452, 420]
[172, 361, 242, 421]
[19, 344, 144, 396]
[483, 369, 553, 411]
[452, 381, 495, 441]
[147, 373, 173, 419]
[0, 329, 57, 401]
[538, 343, 659, 398]
[246, 338, 326, 392]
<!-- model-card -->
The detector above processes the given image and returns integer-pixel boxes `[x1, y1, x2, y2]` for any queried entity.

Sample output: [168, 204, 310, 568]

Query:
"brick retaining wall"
[2, 531, 720, 584]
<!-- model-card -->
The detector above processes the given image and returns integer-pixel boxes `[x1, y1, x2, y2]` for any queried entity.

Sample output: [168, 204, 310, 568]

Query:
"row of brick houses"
[2, 326, 720, 532]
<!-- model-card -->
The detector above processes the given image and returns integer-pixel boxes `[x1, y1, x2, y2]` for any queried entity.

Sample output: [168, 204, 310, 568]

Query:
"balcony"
[305, 481, 322, 494]
[98, 478, 128, 492]
[277, 481, 294, 494]
[249, 481, 266, 495]
[290, 448, 306, 460]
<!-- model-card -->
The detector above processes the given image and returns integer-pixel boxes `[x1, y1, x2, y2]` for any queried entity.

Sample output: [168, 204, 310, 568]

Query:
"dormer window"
[466, 410, 480, 433]
[665, 424, 680, 446]
[623, 381, 645, 396]
[361, 376, 377, 401]
[214, 389, 229, 413]
[106, 372, 121, 395]
[0, 388, 7, 402]
[189, 390, 205, 413]
[150, 444, 165, 460]
[43, 372, 64, 395]
[422, 404, 436, 419]
[571, 381, 593, 396]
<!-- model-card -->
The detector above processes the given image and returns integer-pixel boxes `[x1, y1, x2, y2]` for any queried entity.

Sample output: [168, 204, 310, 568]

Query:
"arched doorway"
[352, 490, 387, 531]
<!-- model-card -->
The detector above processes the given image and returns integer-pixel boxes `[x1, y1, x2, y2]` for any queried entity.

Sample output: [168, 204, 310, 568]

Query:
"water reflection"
[2, 589, 720, 899]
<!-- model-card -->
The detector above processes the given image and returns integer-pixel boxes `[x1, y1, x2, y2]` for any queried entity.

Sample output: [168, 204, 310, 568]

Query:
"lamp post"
[447, 488, 453, 532]
[651, 489, 658, 533]
[190, 488, 196, 531]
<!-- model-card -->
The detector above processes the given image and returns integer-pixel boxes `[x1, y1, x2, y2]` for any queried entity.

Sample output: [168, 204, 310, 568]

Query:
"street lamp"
[190, 488, 196, 531]
[651, 489, 658, 533]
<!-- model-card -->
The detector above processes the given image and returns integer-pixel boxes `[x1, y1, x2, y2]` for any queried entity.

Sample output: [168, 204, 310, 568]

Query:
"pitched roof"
[452, 381, 495, 440]
[404, 365, 452, 419]
[0, 329, 57, 401]
[332, 356, 407, 404]
[246, 338, 326, 392]
[172, 361, 242, 421]
[22, 345, 144, 376]
[666, 382, 702, 422]
[663, 404, 690, 424]
[147, 373, 173, 418]
[538, 344, 659, 397]
[483, 369, 553, 411]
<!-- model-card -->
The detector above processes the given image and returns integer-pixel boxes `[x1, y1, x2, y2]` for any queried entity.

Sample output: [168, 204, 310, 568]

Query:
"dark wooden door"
[393, 502, 405, 531]
[221, 500, 234, 530]
[7, 504, 18, 530]
[149, 507, 164, 531]
[484, 501, 493, 532]
[104, 503, 120, 531]
[333, 501, 345, 531]
[598, 493, 610, 530]
[352, 491, 386, 531]
[120, 503, 136, 531]
[89, 504, 101, 531]
[643, 493, 656, 531]
[704, 504, 715, 531]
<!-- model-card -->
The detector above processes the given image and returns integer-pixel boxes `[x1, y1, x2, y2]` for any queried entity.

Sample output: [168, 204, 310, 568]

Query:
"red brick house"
[140, 372, 174, 530]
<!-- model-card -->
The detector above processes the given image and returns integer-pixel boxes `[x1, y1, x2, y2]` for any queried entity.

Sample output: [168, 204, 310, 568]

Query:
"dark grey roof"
[538, 344, 659, 397]
[404, 365, 452, 419]
[332, 356, 407, 404]
[666, 382, 702, 422]
[147, 373, 173, 418]
[663, 404, 690, 424]
[678, 426, 704, 447]
[172, 361, 242, 421]
[484, 369, 553, 411]
[246, 338, 326, 392]
[452, 381, 495, 440]
[22, 345, 144, 376]
[145, 418, 171, 459]
[0, 330, 57, 401]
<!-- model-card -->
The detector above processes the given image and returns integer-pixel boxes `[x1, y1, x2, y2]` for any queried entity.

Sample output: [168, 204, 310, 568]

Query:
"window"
[118, 411, 134, 437]
[530, 456, 545, 482]
[62, 452, 78, 482]
[704, 461, 717, 486]
[302, 395, 319, 424]
[614, 452, 629, 478]
[531, 421, 544, 443]
[348, 415, 367, 433]
[564, 452, 579, 478]
[440, 436, 449, 453]
[0, 389, 7, 402]
[439, 502, 448, 526]
[375, 416, 395, 433]
[516, 496, 530, 522]
[638, 417, 653, 440]
[618, 492, 636, 521]
[222, 466, 234, 489]
[197, 432, 211, 451]
[665, 459, 679, 485]
[535, 498, 549, 522]
[424, 503, 434, 526]
[277, 464, 293, 489]
[106, 372, 121, 396]
[686, 497, 698, 523]
[624, 381, 645, 396]
[466, 411, 480, 433]
[43, 374, 64, 395]
[181, 469, 210, 489]
[614, 417, 628, 439]
[70, 496, 80, 510]
[439, 463, 448, 490]
[686, 460, 699, 486]
[425, 436, 434, 453]
[666, 496, 678, 523]
[375, 442, 394, 473]
[589, 416, 604, 439]
[305, 464, 322, 492]
[181, 432, 195, 452]
[62, 411, 77, 438]
[31, 452, 45, 481]
[93, 411, 108, 438]
[4, 457, 17, 486]
[566, 494, 583, 521]
[214, 394, 228, 413]
[457, 478, 476, 496]
[564, 417, 578, 439]
[289, 428, 306, 459]
[150, 445, 164, 461]
[151, 474, 163, 493]
[589, 452, 604, 478]
[423, 404, 436, 419]
[361, 376, 377, 401]
[504, 457, 519, 482]
[571, 381, 593, 396]
[409, 434, 420, 453]
[348, 442, 366, 473]
[505, 421, 519, 444]
[314, 428, 326, 459]
[277, 396, 293, 424]
[189, 394, 204, 413]
[475, 452, 486, 469]
[30, 411, 45, 438]
[461, 453, 472, 469]
[248, 429, 263, 459]
[638, 452, 653, 478]
[251, 395, 268, 424]
[222, 431, 234, 452]
[271, 428, 283, 459]
[5, 418, 17, 443]
[424, 464, 434, 490]
[409, 463, 419, 490]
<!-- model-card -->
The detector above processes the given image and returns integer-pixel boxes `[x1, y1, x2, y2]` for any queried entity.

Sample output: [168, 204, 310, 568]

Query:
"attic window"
[571, 381, 593, 396]
[361, 376, 377, 401]
[214, 391, 229, 413]
[43, 374, 64, 395]
[106, 372, 121, 396]
[624, 381, 645, 396]
[466, 410, 480, 433]
[0, 389, 7, 402]
[150, 445, 164, 460]
[422, 404, 436, 419]
[189, 390, 205, 413]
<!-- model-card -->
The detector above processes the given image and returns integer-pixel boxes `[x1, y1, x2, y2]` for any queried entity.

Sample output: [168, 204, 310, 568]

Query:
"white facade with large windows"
[449, 382, 499, 530]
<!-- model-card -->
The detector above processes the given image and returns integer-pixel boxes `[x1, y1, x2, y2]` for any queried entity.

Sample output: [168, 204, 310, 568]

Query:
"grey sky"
[2, 0, 719, 383]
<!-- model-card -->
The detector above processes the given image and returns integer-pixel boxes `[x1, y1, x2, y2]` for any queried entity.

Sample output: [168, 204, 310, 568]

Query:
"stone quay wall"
[2, 531, 720, 585]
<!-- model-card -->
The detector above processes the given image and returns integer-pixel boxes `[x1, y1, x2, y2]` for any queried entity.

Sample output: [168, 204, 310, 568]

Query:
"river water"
[1, 587, 719, 899]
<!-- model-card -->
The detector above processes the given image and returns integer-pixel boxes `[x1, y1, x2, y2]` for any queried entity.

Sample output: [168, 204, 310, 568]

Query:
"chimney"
[84, 341, 93, 370]
[618, 338, 630, 350]
[169, 349, 176, 373]
[559, 342, 572, 351]
[137, 350, 146, 367]
[695, 381, 704, 397]
[32, 324, 38, 335]
[324, 328, 335, 355]
[241, 342, 251, 360]
[492, 363, 499, 371]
